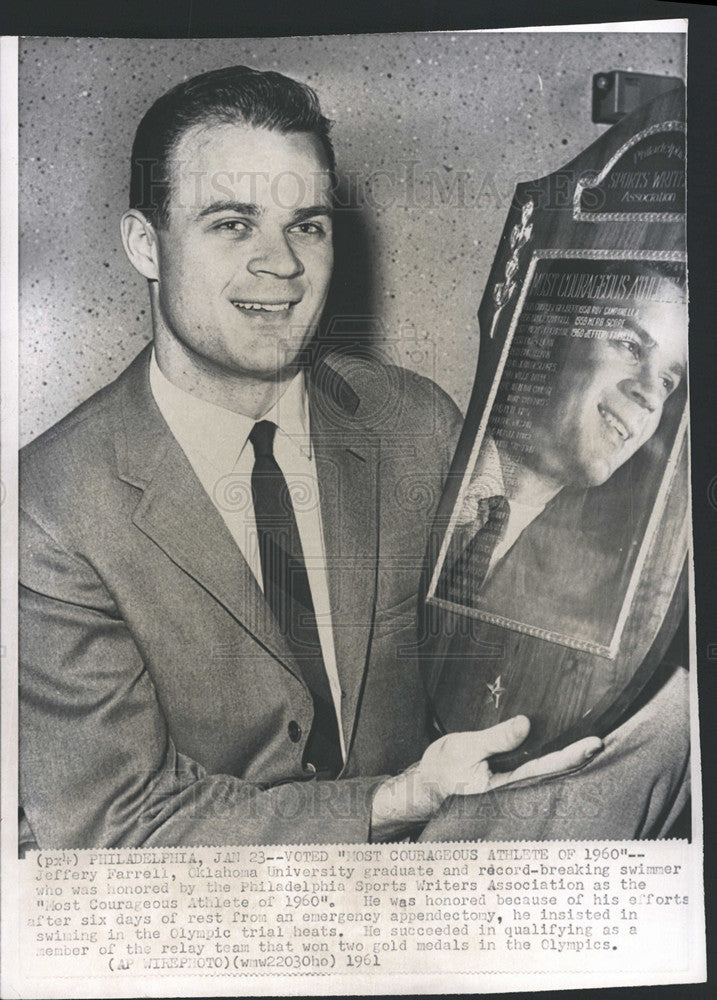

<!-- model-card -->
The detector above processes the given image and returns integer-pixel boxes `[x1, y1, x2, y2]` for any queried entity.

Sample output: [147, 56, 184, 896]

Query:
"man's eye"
[660, 375, 675, 394]
[289, 221, 325, 236]
[214, 219, 250, 233]
[617, 337, 641, 359]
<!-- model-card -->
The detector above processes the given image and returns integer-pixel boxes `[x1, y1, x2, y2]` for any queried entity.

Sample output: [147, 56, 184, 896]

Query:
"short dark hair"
[129, 65, 335, 227]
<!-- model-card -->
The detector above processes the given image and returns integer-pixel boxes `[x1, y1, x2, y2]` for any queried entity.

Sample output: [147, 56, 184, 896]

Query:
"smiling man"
[131, 126, 335, 402]
[439, 274, 687, 642]
[20, 65, 605, 850]
[529, 295, 686, 491]
[19, 66, 690, 851]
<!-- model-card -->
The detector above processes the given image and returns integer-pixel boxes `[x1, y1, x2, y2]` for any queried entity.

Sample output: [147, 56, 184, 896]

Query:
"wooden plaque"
[419, 84, 688, 771]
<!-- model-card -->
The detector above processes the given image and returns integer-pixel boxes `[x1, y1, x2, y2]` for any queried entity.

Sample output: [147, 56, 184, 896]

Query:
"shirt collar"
[455, 434, 506, 526]
[263, 365, 312, 459]
[149, 351, 311, 473]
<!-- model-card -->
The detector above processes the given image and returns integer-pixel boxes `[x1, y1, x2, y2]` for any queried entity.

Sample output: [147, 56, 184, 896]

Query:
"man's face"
[152, 123, 334, 380]
[529, 299, 687, 488]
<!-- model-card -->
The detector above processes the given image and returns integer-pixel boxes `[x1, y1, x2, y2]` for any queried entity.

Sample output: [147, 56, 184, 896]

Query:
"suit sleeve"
[426, 376, 464, 468]
[19, 507, 385, 849]
[418, 666, 690, 842]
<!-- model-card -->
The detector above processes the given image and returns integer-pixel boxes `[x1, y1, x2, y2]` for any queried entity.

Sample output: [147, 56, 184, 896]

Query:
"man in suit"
[437, 275, 687, 643]
[20, 65, 603, 850]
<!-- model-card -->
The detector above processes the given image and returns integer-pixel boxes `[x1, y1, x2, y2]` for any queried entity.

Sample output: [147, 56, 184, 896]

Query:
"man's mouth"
[597, 403, 631, 442]
[231, 300, 295, 313]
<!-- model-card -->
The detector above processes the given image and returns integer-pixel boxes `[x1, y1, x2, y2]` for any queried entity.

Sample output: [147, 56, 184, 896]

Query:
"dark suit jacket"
[19, 346, 461, 848]
[440, 474, 661, 651]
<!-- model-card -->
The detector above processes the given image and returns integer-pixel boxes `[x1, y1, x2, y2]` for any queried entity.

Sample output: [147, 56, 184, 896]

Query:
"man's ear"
[120, 209, 161, 281]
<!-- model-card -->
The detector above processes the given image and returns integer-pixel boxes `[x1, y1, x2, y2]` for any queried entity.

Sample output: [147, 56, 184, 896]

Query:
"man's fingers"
[489, 735, 603, 790]
[419, 716, 531, 801]
[419, 718, 599, 804]
[465, 714, 531, 760]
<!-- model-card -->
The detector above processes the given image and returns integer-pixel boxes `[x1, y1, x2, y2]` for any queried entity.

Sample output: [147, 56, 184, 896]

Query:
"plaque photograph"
[429, 251, 687, 658]
[420, 85, 690, 768]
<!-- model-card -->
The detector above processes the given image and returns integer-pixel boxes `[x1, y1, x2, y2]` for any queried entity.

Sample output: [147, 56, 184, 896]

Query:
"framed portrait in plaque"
[420, 83, 689, 767]
[427, 250, 687, 659]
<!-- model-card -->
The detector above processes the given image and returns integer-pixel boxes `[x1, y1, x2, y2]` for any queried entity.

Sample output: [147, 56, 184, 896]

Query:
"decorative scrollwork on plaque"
[489, 198, 534, 338]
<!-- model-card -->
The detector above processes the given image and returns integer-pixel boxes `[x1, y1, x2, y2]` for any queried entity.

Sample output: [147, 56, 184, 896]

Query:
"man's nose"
[620, 366, 662, 412]
[247, 231, 303, 279]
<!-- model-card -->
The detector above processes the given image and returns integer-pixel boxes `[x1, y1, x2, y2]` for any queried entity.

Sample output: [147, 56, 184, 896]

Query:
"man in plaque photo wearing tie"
[438, 271, 687, 651]
[18, 65, 689, 850]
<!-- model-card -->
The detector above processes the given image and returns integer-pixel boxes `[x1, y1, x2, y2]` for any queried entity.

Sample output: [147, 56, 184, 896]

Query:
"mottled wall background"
[19, 31, 684, 442]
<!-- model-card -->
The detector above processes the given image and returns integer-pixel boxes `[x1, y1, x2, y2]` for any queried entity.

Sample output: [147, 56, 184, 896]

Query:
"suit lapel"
[114, 348, 301, 678]
[113, 347, 381, 735]
[310, 362, 380, 753]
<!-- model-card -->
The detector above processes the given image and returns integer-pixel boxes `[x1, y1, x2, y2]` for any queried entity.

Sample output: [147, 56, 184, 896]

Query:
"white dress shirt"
[454, 435, 549, 580]
[149, 352, 346, 760]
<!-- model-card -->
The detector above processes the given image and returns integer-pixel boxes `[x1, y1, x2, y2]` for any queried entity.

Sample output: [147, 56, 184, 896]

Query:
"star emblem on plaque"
[486, 676, 505, 711]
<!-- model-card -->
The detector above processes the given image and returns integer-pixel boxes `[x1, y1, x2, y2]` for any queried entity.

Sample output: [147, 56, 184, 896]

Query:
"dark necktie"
[249, 420, 343, 779]
[439, 494, 511, 605]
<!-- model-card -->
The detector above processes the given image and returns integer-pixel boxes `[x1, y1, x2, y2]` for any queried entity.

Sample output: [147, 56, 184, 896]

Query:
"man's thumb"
[474, 715, 530, 758]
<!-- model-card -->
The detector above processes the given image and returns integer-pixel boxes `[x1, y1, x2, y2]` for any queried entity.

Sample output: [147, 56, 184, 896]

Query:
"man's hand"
[370, 716, 602, 841]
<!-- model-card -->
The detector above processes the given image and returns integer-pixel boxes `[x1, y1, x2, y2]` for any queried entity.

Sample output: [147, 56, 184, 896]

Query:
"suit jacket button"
[288, 720, 302, 743]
